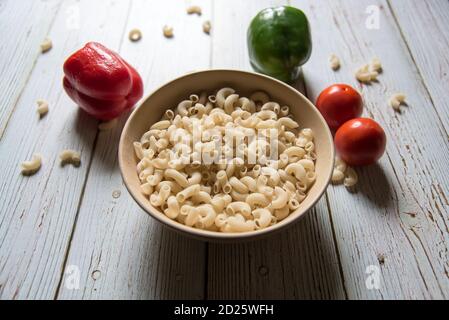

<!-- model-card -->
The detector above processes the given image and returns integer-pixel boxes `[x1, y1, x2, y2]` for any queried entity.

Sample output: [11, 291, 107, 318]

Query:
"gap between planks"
[53, 131, 100, 299]
[386, 0, 448, 138]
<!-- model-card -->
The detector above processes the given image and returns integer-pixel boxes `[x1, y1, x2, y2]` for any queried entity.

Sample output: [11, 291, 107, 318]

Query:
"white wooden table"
[0, 0, 448, 300]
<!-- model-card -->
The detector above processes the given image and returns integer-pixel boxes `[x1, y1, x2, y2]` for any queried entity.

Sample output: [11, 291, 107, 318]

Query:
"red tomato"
[316, 84, 363, 131]
[334, 118, 387, 166]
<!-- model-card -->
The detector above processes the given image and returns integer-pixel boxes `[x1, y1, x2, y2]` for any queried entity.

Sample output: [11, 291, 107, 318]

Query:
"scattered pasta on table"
[329, 54, 340, 71]
[331, 156, 358, 188]
[40, 38, 52, 53]
[388, 93, 407, 112]
[36, 99, 49, 118]
[163, 25, 174, 38]
[343, 167, 358, 187]
[134, 88, 318, 233]
[202, 20, 211, 34]
[186, 5, 202, 15]
[128, 28, 142, 42]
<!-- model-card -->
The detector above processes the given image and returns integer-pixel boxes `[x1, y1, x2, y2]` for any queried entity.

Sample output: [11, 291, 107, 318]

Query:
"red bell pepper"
[63, 42, 143, 121]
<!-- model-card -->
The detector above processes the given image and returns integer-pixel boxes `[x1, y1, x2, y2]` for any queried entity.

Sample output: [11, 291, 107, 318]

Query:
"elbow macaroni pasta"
[134, 88, 318, 233]
[36, 99, 49, 118]
[186, 5, 202, 15]
[329, 54, 340, 71]
[21, 153, 42, 175]
[40, 38, 52, 53]
[59, 149, 81, 167]
[163, 25, 174, 38]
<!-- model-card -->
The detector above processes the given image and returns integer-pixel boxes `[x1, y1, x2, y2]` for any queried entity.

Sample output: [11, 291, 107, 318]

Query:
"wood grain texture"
[207, 0, 346, 300]
[388, 0, 449, 134]
[0, 0, 61, 137]
[0, 0, 130, 299]
[294, 0, 449, 299]
[57, 0, 211, 300]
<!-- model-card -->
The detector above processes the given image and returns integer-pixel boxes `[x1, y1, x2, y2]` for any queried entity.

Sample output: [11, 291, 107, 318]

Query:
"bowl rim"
[118, 69, 335, 241]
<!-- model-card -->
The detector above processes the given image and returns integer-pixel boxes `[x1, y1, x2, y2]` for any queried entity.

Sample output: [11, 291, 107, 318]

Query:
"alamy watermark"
[64, 264, 80, 290]
[365, 265, 381, 290]
[65, 4, 80, 30]
[365, 5, 380, 30]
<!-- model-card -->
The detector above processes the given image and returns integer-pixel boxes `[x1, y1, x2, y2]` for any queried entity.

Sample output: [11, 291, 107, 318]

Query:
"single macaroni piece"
[285, 163, 307, 182]
[271, 187, 288, 209]
[246, 193, 270, 209]
[223, 215, 256, 233]
[202, 20, 211, 34]
[329, 54, 340, 70]
[176, 184, 201, 203]
[60, 149, 81, 167]
[98, 119, 118, 131]
[163, 25, 174, 38]
[36, 99, 49, 118]
[40, 38, 52, 53]
[134, 88, 318, 233]
[216, 87, 235, 108]
[369, 57, 382, 72]
[332, 156, 347, 184]
[21, 154, 42, 175]
[128, 28, 142, 42]
[151, 120, 171, 130]
[165, 196, 180, 219]
[344, 167, 358, 187]
[278, 117, 299, 129]
[195, 204, 216, 228]
[252, 208, 272, 229]
[224, 94, 240, 114]
[332, 169, 345, 183]
[186, 5, 202, 15]
[388, 93, 406, 112]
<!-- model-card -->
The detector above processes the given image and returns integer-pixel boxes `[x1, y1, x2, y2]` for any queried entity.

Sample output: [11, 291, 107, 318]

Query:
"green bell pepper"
[247, 6, 312, 83]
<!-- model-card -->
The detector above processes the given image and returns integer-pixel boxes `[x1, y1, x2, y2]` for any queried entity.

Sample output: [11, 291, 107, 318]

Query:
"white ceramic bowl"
[119, 70, 334, 242]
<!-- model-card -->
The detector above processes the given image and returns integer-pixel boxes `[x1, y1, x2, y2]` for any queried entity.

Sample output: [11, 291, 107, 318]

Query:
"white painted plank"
[57, 0, 211, 300]
[0, 0, 61, 137]
[208, 203, 347, 299]
[0, 0, 131, 299]
[294, 0, 449, 299]
[388, 0, 449, 134]
[208, 0, 346, 299]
